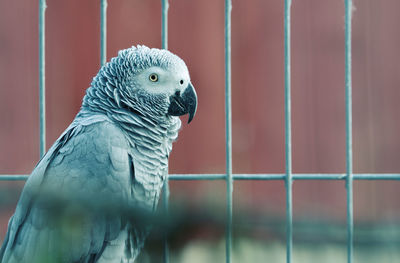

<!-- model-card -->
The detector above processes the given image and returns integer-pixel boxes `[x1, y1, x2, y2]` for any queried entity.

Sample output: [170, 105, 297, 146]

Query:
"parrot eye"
[180, 80, 184, 85]
[149, 73, 159, 82]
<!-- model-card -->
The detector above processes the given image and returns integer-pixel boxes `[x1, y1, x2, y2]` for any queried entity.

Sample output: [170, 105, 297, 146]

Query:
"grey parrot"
[0, 45, 197, 263]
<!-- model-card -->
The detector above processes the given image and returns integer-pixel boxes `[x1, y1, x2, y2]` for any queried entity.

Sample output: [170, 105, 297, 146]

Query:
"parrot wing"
[0, 115, 136, 263]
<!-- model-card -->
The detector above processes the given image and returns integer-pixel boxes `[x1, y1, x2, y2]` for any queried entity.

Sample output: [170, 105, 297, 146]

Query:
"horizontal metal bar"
[1, 174, 400, 182]
[170, 173, 400, 180]
[0, 175, 30, 181]
[295, 174, 346, 180]
[353, 174, 400, 180]
[235, 174, 285, 180]
[169, 174, 226, 180]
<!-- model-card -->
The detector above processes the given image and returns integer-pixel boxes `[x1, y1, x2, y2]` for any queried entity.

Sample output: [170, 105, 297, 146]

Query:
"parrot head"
[89, 45, 197, 124]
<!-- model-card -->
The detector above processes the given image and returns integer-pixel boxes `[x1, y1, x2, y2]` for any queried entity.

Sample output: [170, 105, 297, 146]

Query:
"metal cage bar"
[345, 0, 354, 262]
[2, 173, 400, 182]
[224, 0, 233, 262]
[39, 0, 46, 158]
[161, 1, 170, 262]
[284, 0, 293, 262]
[100, 0, 107, 66]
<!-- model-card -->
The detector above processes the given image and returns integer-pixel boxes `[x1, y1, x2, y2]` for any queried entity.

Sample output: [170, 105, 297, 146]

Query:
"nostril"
[175, 90, 181, 96]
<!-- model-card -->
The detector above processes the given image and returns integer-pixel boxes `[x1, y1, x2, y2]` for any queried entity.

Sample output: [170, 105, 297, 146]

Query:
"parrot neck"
[110, 109, 181, 154]
[80, 79, 182, 160]
[79, 87, 182, 157]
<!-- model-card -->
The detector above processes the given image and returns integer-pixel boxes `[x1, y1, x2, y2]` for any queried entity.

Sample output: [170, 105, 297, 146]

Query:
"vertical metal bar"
[39, 0, 47, 158]
[345, 0, 353, 262]
[224, 0, 233, 262]
[161, 1, 169, 263]
[284, 0, 293, 262]
[100, 0, 107, 66]
[161, 0, 169, 50]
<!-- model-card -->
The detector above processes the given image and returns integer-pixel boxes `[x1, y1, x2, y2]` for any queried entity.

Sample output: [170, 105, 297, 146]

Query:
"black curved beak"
[168, 83, 198, 123]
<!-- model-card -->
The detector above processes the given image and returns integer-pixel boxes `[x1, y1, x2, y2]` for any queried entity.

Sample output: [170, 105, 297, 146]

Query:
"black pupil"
[180, 80, 184, 85]
[151, 74, 156, 80]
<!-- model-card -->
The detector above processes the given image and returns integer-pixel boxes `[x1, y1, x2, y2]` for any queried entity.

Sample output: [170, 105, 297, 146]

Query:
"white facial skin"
[135, 66, 191, 96]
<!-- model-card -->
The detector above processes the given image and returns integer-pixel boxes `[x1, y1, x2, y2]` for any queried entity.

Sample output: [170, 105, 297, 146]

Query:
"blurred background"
[1, 0, 400, 262]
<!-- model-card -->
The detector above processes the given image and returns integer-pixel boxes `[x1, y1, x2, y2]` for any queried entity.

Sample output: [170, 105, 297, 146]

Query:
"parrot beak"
[168, 83, 198, 123]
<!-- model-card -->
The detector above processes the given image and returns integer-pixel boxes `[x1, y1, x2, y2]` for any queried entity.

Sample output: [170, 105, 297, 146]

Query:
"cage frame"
[1, 1, 399, 263]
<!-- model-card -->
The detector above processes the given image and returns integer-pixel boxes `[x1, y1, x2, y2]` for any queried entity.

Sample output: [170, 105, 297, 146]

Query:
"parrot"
[0, 45, 197, 263]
